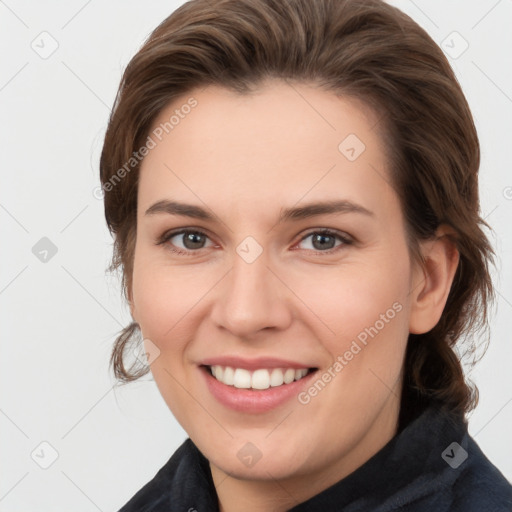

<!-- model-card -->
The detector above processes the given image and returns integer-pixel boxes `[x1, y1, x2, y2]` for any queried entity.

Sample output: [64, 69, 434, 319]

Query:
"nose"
[210, 249, 293, 339]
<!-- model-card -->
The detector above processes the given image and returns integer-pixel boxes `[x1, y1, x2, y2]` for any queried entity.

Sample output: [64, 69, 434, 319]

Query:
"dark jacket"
[118, 405, 512, 511]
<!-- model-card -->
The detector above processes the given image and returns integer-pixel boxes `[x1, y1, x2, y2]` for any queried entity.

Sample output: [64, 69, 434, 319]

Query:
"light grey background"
[1, 1, 511, 510]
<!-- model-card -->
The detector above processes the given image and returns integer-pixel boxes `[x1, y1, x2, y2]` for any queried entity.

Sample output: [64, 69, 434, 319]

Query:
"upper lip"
[200, 356, 317, 371]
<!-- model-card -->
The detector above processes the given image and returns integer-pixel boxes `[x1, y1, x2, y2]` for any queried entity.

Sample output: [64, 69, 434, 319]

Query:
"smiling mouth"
[203, 365, 318, 390]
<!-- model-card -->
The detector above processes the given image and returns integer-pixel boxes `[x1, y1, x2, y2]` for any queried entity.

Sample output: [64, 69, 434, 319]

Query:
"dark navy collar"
[119, 404, 512, 511]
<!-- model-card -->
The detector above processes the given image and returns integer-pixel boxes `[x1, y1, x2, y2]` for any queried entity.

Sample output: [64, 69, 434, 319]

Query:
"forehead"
[138, 81, 396, 222]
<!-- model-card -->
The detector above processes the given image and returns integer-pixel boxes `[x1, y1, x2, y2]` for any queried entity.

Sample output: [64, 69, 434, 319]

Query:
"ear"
[409, 225, 460, 334]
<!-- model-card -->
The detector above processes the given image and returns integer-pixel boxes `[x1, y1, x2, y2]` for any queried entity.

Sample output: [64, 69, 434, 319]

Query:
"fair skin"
[129, 80, 459, 511]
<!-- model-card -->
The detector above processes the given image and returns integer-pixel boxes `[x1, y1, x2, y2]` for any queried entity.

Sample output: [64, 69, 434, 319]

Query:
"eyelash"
[156, 228, 353, 257]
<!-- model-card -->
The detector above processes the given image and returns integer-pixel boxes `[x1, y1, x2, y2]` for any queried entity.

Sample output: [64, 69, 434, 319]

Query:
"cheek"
[289, 250, 412, 399]
[131, 254, 208, 423]
[291, 267, 411, 425]
[131, 241, 183, 341]
[131, 248, 221, 351]
[290, 258, 410, 342]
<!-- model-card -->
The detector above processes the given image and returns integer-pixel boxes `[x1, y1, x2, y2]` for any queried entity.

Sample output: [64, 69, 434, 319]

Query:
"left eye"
[162, 230, 214, 253]
[297, 230, 351, 252]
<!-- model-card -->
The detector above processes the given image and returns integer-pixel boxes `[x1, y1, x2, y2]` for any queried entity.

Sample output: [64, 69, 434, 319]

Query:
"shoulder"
[449, 434, 512, 512]
[377, 405, 512, 512]
[117, 438, 218, 512]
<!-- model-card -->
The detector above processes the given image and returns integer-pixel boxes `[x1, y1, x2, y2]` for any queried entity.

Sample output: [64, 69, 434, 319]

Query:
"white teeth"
[233, 368, 252, 388]
[212, 365, 223, 380]
[270, 368, 284, 387]
[251, 369, 270, 390]
[283, 368, 295, 384]
[223, 366, 234, 385]
[295, 369, 308, 380]
[209, 365, 310, 389]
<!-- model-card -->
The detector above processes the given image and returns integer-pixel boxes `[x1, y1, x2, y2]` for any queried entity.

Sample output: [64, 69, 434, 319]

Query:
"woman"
[100, 0, 512, 510]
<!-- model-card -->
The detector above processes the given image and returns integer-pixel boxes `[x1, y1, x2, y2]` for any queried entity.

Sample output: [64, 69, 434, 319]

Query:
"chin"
[203, 434, 316, 481]
[214, 453, 308, 482]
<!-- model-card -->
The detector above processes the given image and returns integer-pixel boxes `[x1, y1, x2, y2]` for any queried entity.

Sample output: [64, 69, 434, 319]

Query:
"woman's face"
[131, 81, 427, 489]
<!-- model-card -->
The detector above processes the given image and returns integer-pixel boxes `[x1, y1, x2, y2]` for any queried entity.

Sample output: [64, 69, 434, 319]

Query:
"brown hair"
[100, 0, 494, 428]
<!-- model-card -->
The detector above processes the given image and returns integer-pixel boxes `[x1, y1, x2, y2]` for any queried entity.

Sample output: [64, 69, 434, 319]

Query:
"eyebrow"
[144, 199, 374, 223]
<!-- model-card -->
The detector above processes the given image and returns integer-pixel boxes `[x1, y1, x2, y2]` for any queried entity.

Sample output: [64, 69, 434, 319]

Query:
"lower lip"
[201, 366, 317, 413]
